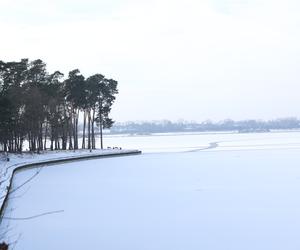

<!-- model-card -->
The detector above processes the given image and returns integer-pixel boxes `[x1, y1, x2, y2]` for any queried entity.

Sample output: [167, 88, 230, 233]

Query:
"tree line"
[0, 59, 118, 152]
[111, 118, 300, 134]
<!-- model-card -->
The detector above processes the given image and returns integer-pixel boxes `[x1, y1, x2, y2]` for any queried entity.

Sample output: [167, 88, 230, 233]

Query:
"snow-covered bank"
[0, 149, 141, 222]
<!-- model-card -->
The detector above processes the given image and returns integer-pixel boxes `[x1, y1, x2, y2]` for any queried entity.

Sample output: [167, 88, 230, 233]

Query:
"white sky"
[1, 0, 300, 122]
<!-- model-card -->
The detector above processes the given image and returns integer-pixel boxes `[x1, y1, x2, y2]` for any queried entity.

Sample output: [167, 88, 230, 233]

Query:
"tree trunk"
[92, 108, 95, 149]
[44, 122, 48, 150]
[82, 111, 86, 149]
[19, 138, 23, 152]
[100, 117, 103, 150]
[75, 109, 79, 149]
[68, 118, 73, 150]
[87, 111, 91, 149]
[73, 109, 78, 150]
[99, 102, 103, 150]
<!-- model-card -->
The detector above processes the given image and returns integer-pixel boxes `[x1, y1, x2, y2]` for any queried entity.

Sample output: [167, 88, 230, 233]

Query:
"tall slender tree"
[64, 69, 85, 150]
[85, 75, 118, 149]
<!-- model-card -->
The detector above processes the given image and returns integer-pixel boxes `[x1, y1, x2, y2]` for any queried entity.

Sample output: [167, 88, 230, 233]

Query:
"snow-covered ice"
[104, 130, 300, 152]
[2, 131, 300, 249]
[0, 149, 139, 216]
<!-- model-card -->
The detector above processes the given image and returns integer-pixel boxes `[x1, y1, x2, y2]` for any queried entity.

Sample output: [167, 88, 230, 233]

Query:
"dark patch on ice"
[184, 142, 219, 153]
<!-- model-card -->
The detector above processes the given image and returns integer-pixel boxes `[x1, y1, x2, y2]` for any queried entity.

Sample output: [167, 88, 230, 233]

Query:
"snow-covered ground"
[2, 131, 300, 249]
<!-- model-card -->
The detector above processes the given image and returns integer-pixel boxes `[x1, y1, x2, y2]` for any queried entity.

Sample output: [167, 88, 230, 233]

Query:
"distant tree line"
[0, 59, 118, 152]
[110, 118, 300, 134]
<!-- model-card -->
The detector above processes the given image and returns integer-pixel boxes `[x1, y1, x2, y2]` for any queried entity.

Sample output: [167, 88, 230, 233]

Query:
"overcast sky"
[1, 0, 300, 122]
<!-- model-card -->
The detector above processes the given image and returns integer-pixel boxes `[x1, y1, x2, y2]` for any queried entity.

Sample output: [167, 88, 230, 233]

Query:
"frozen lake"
[103, 130, 300, 152]
[2, 131, 300, 249]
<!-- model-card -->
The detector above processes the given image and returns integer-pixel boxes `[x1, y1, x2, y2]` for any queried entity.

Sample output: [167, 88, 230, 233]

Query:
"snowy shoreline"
[0, 149, 141, 221]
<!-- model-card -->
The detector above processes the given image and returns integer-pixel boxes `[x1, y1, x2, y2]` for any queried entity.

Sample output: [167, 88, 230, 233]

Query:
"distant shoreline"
[103, 128, 300, 138]
[108, 118, 300, 135]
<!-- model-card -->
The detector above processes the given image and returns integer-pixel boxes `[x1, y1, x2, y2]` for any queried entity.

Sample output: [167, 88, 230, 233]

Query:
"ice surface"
[2, 131, 300, 250]
[104, 130, 300, 152]
[0, 149, 139, 217]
